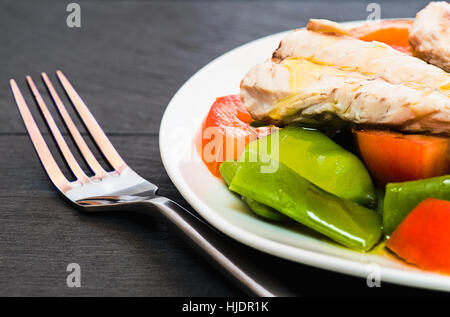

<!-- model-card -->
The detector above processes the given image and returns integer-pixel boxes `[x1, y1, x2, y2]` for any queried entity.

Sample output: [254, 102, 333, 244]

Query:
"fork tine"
[10, 79, 72, 192]
[56, 70, 126, 173]
[26, 76, 90, 183]
[41, 73, 108, 179]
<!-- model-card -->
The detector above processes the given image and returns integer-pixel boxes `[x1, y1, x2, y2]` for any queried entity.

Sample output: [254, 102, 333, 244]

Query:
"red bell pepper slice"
[386, 198, 450, 273]
[354, 129, 450, 185]
[198, 95, 271, 177]
[349, 19, 413, 54]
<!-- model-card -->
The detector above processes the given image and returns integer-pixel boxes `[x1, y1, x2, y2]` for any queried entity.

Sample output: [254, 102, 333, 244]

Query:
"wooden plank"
[0, 135, 240, 296]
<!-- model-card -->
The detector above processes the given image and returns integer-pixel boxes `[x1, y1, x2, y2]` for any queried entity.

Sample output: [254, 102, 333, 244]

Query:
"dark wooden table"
[0, 0, 444, 296]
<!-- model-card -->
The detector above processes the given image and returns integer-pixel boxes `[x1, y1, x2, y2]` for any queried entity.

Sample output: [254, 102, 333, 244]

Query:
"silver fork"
[10, 71, 292, 297]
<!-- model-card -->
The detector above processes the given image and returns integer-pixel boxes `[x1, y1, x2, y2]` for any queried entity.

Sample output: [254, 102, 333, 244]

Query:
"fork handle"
[142, 196, 294, 297]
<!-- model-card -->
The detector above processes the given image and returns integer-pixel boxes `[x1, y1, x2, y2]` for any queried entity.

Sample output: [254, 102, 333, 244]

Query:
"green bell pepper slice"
[229, 160, 382, 251]
[219, 161, 288, 221]
[241, 125, 376, 207]
[383, 175, 450, 235]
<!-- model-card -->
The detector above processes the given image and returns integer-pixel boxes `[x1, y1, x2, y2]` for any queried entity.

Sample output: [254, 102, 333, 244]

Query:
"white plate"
[159, 20, 450, 292]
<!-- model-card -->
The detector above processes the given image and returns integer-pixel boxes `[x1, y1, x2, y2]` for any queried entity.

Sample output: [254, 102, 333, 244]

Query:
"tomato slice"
[386, 198, 450, 274]
[354, 130, 450, 185]
[198, 95, 272, 177]
[349, 20, 413, 54]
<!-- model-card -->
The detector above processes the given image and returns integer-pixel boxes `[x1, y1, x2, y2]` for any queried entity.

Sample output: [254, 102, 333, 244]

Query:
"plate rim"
[159, 19, 450, 292]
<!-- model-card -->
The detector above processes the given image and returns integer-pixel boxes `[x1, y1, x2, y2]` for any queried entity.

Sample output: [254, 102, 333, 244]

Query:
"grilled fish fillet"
[410, 1, 450, 72]
[272, 29, 450, 93]
[241, 30, 450, 135]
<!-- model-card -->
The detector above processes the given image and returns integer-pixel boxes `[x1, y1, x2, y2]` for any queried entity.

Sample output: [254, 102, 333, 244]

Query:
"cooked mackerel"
[410, 1, 450, 72]
[240, 30, 450, 135]
[272, 29, 450, 93]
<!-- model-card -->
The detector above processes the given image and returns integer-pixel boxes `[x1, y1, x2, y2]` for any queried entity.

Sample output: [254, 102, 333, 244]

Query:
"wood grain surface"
[0, 0, 444, 296]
